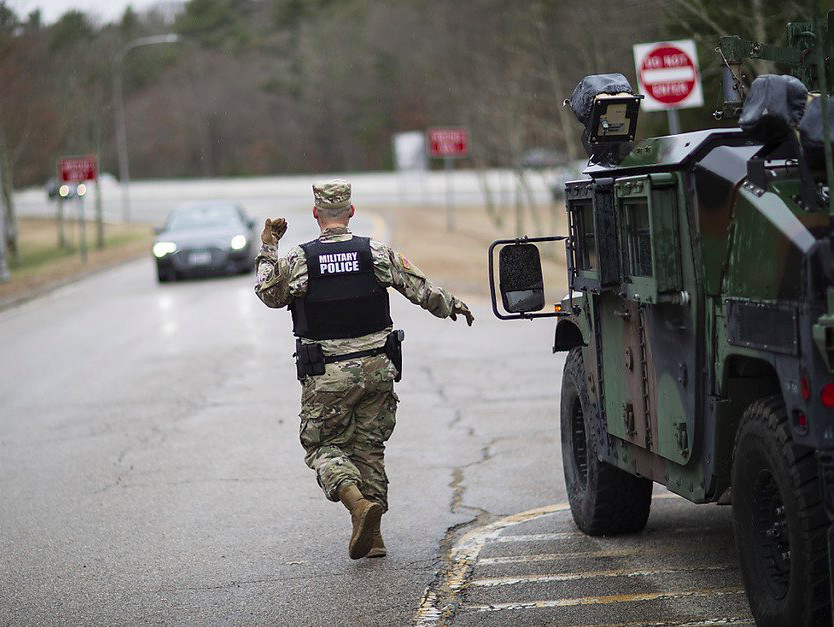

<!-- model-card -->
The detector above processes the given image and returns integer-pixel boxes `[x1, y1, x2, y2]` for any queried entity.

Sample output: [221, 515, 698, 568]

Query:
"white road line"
[468, 563, 738, 587]
[412, 492, 694, 626]
[464, 588, 747, 613]
[413, 502, 571, 625]
[478, 543, 734, 565]
[493, 525, 725, 544]
[491, 532, 578, 543]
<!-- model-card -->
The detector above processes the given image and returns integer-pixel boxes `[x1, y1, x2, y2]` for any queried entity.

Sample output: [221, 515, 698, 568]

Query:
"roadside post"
[59, 156, 97, 264]
[0, 150, 10, 282]
[57, 194, 66, 248]
[633, 39, 704, 134]
[95, 170, 103, 249]
[427, 127, 469, 231]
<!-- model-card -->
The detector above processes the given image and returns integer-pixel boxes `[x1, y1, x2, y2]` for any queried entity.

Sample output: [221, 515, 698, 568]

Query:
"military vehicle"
[489, 13, 834, 625]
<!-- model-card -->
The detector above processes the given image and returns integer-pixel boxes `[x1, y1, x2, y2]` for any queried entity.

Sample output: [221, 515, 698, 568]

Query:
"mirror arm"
[488, 236, 576, 320]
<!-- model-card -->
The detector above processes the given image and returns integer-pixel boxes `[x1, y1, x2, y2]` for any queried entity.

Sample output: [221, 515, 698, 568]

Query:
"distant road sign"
[633, 39, 703, 112]
[59, 156, 97, 183]
[427, 127, 469, 158]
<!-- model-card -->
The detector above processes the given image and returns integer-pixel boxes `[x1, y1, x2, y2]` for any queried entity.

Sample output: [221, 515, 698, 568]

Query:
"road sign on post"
[633, 39, 703, 134]
[427, 128, 469, 232]
[59, 155, 97, 183]
[427, 127, 469, 159]
[58, 156, 97, 264]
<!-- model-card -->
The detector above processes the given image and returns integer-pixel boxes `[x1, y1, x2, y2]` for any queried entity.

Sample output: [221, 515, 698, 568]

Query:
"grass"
[0, 218, 153, 305]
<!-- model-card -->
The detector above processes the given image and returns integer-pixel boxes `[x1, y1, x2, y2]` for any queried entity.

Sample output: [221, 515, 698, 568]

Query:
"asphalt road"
[2, 208, 753, 625]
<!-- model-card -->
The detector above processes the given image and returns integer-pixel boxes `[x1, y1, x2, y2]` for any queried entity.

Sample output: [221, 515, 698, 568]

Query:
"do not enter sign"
[633, 39, 703, 112]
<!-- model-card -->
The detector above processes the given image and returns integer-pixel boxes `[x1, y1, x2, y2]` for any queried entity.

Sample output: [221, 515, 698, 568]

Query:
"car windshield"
[167, 205, 241, 230]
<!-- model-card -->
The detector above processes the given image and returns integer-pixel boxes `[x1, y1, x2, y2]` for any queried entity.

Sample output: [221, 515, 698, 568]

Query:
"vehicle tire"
[732, 395, 831, 626]
[157, 266, 175, 283]
[561, 347, 653, 535]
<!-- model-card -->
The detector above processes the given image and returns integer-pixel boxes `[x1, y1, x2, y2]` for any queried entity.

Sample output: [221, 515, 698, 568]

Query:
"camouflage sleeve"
[370, 239, 456, 318]
[254, 243, 307, 308]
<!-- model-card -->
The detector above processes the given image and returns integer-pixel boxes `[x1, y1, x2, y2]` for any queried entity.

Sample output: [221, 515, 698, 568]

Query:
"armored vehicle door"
[593, 173, 697, 466]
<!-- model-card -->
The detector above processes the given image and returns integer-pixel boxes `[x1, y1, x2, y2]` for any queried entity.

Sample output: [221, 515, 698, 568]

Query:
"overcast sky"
[8, 0, 179, 24]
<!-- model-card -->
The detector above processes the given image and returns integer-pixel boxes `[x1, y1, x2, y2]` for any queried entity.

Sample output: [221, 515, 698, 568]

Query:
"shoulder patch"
[398, 253, 412, 270]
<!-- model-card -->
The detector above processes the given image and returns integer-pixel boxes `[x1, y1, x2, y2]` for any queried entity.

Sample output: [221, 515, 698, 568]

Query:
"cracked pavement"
[0, 211, 752, 625]
[0, 208, 563, 625]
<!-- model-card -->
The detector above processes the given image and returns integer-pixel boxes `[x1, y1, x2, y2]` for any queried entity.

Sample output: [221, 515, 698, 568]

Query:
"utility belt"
[295, 330, 405, 382]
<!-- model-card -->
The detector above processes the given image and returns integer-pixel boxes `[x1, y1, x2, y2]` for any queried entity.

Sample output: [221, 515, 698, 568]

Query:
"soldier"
[254, 179, 474, 559]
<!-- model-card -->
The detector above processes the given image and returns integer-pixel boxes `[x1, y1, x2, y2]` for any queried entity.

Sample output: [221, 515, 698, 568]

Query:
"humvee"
[489, 16, 834, 625]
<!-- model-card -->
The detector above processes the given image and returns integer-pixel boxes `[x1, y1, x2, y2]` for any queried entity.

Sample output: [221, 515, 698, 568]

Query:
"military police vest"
[290, 236, 392, 340]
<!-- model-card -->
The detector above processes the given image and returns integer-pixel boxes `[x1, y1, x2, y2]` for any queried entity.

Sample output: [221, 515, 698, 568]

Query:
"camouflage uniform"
[255, 225, 462, 511]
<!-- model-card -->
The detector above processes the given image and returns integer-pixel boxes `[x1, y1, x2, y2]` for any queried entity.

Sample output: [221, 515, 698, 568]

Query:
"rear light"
[793, 410, 808, 434]
[800, 373, 811, 401]
[821, 383, 834, 408]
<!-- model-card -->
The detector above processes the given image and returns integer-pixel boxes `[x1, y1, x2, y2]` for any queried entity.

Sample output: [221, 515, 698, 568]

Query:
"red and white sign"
[59, 155, 97, 183]
[633, 39, 703, 112]
[427, 127, 469, 158]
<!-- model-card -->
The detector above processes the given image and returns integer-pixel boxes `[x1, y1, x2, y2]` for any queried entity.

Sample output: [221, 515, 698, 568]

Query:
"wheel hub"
[752, 468, 790, 599]
[571, 401, 588, 490]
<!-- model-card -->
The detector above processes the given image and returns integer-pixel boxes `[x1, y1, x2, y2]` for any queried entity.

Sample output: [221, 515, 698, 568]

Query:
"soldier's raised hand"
[450, 298, 475, 326]
[261, 218, 287, 246]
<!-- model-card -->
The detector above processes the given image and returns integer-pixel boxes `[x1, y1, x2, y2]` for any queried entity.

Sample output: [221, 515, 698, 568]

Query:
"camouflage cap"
[313, 179, 352, 210]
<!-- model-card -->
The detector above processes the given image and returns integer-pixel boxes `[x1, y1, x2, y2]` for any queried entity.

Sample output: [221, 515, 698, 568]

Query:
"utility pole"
[0, 151, 11, 282]
[113, 33, 181, 223]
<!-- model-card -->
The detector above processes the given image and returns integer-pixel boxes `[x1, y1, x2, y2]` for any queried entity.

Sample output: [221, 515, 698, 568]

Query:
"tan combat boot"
[366, 518, 386, 558]
[338, 483, 383, 559]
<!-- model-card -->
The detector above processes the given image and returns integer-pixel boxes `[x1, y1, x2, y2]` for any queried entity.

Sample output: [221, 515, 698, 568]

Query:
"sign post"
[633, 39, 703, 135]
[427, 127, 469, 231]
[0, 150, 10, 282]
[59, 155, 97, 264]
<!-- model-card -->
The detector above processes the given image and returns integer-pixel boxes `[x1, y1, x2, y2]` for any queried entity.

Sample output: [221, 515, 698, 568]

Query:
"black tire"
[156, 266, 175, 283]
[732, 395, 831, 626]
[561, 347, 653, 535]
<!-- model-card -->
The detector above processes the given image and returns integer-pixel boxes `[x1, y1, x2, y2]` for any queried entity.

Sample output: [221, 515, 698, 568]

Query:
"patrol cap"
[312, 179, 352, 211]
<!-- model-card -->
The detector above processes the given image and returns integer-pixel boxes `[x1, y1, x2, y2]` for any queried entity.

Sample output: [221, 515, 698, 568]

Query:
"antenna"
[813, 0, 834, 219]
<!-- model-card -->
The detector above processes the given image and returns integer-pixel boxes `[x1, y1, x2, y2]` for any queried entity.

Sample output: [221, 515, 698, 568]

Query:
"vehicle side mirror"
[488, 236, 570, 320]
[499, 243, 545, 313]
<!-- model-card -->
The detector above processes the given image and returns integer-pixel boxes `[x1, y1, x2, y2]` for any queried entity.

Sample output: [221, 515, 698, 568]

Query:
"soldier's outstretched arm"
[254, 218, 307, 308]
[372, 241, 473, 325]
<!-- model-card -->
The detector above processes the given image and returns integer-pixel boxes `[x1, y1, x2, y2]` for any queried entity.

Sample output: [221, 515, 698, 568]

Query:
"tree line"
[0, 0, 823, 259]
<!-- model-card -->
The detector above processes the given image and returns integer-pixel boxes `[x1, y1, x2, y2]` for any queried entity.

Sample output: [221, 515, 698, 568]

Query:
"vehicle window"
[574, 200, 596, 270]
[626, 200, 652, 277]
[168, 206, 241, 230]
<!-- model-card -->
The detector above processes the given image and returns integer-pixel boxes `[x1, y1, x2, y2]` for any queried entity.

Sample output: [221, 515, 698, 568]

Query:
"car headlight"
[59, 185, 70, 198]
[153, 242, 177, 258]
[230, 234, 247, 250]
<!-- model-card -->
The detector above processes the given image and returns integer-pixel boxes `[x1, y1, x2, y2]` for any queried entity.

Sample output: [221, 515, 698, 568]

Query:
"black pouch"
[294, 340, 325, 380]
[385, 329, 405, 382]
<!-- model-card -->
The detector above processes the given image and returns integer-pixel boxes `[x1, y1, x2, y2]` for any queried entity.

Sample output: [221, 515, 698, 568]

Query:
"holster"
[294, 339, 325, 381]
[385, 329, 405, 383]
[294, 330, 404, 382]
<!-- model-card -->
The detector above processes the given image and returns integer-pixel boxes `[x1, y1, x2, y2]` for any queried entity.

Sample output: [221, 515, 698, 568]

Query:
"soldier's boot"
[366, 518, 386, 558]
[338, 483, 383, 560]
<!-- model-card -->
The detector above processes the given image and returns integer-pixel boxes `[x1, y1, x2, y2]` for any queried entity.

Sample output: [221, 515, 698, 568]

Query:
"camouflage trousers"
[298, 353, 399, 511]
